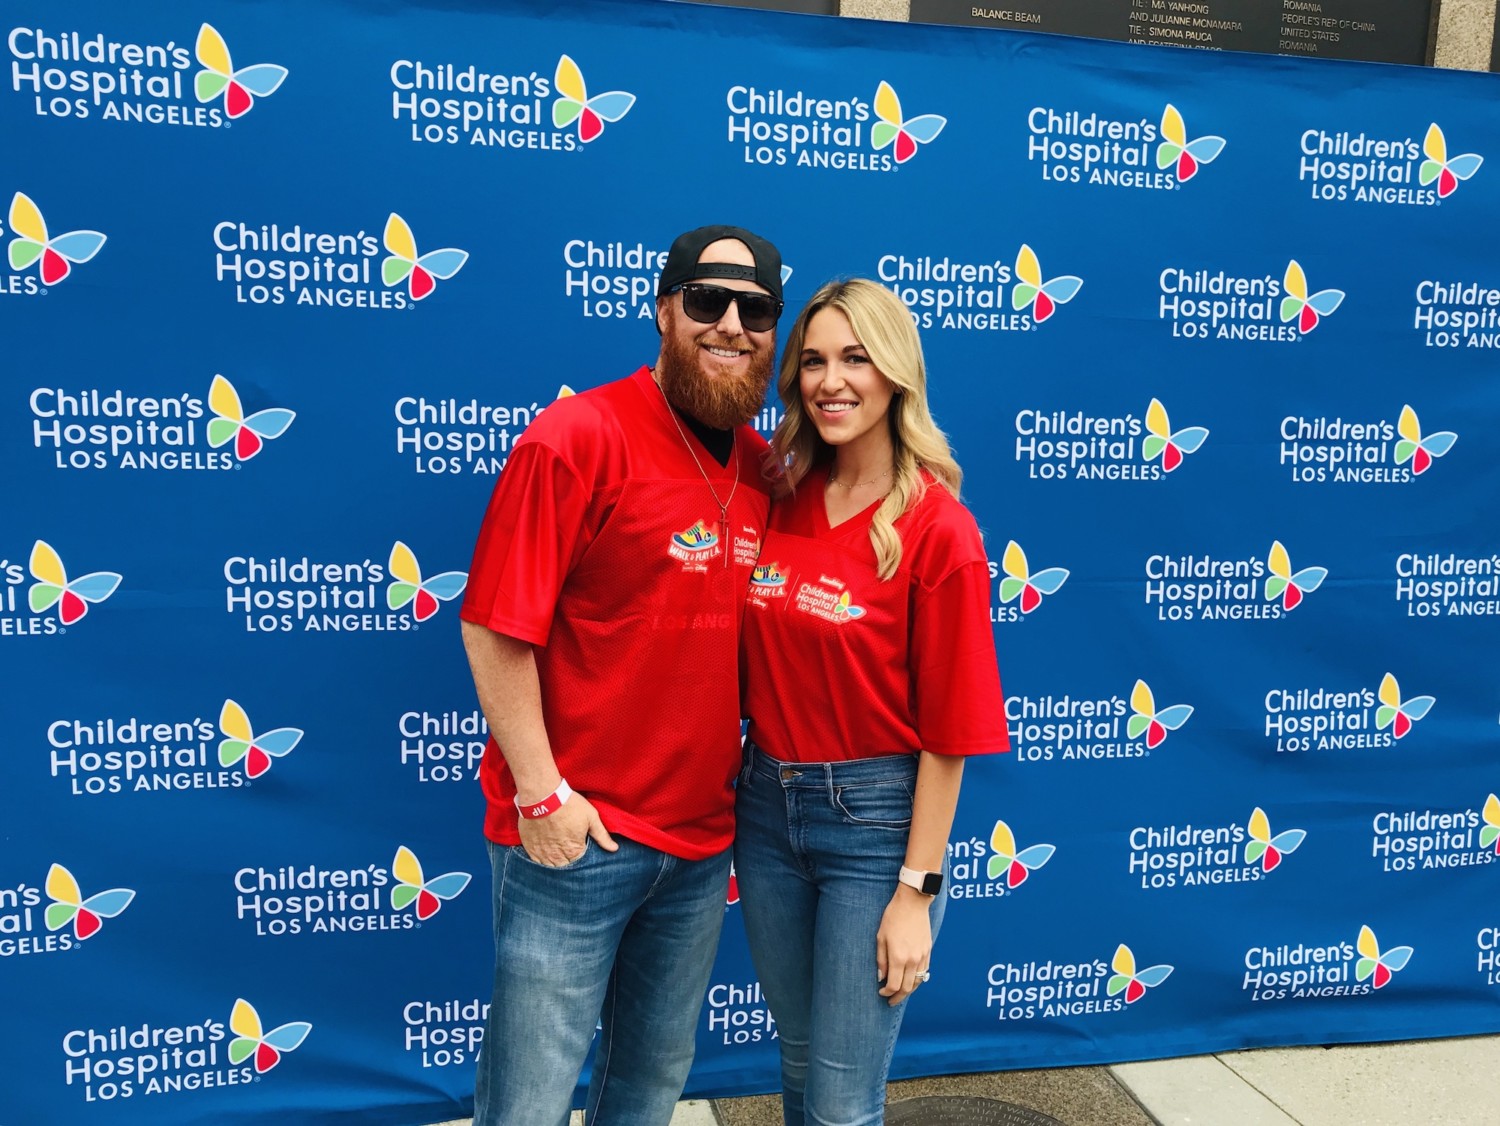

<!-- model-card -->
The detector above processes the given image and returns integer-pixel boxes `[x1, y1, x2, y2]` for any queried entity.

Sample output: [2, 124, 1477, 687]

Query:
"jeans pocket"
[509, 838, 593, 871]
[831, 778, 913, 829]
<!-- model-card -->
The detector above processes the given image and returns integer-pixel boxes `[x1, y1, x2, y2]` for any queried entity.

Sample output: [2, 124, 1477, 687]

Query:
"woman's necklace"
[656, 376, 739, 569]
[827, 466, 892, 490]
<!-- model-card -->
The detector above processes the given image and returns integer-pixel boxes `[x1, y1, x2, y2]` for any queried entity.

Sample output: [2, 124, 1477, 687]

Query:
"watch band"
[898, 865, 943, 896]
[515, 779, 573, 820]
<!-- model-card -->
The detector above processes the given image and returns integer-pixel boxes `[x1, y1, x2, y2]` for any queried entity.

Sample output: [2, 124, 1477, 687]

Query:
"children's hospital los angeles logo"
[234, 846, 469, 936]
[59, 997, 308, 1106]
[0, 862, 133, 957]
[1263, 671, 1433, 753]
[1014, 397, 1207, 481]
[874, 243, 1079, 334]
[1146, 540, 1325, 621]
[1371, 792, 1499, 874]
[3, 191, 105, 294]
[1279, 404, 1456, 485]
[43, 696, 299, 796]
[32, 374, 294, 471]
[1159, 260, 1343, 342]
[392, 51, 634, 149]
[1299, 122, 1482, 206]
[1128, 806, 1306, 890]
[0, 541, 119, 636]
[8, 22, 285, 127]
[987, 943, 1172, 1022]
[1241, 925, 1411, 1002]
[222, 542, 467, 632]
[213, 212, 466, 310]
[994, 541, 1069, 621]
[726, 79, 945, 172]
[1028, 102, 1224, 190]
[1006, 678, 1191, 764]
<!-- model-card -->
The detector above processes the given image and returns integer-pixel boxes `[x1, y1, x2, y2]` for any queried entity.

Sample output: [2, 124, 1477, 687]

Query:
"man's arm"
[461, 620, 618, 866]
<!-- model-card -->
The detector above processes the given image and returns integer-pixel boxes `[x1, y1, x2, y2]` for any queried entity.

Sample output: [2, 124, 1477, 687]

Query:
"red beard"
[657, 309, 774, 430]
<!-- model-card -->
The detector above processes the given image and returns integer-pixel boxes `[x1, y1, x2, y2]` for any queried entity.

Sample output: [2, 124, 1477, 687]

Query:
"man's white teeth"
[706, 346, 740, 358]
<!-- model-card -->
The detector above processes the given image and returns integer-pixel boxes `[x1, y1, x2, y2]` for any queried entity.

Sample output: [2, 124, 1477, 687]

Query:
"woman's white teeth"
[821, 403, 855, 412]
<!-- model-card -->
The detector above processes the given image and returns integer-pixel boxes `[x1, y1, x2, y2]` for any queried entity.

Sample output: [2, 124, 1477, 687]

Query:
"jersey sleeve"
[909, 519, 1009, 756]
[459, 438, 593, 646]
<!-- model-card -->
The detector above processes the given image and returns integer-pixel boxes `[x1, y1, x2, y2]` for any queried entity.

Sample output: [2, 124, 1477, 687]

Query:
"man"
[460, 225, 784, 1126]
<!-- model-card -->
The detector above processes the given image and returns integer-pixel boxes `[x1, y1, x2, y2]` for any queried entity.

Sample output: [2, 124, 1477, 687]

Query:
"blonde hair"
[771, 278, 962, 580]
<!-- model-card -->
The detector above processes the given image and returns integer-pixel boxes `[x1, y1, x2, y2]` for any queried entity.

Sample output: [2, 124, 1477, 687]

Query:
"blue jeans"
[734, 743, 946, 1126]
[473, 836, 731, 1126]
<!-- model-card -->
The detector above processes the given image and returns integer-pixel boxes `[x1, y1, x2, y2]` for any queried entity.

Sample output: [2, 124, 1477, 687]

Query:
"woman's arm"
[876, 751, 964, 1005]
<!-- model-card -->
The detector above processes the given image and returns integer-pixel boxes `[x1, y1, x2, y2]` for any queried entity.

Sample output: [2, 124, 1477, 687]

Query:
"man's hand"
[517, 791, 619, 867]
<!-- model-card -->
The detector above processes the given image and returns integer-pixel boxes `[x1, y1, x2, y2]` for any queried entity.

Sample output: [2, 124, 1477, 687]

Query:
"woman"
[738, 278, 1007, 1125]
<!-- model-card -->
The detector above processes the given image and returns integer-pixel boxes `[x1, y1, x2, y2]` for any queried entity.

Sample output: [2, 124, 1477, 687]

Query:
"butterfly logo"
[1155, 105, 1225, 183]
[751, 563, 786, 587]
[998, 541, 1069, 615]
[871, 81, 946, 165]
[671, 521, 719, 552]
[1280, 260, 1344, 335]
[1419, 124, 1482, 200]
[1012, 245, 1082, 325]
[1393, 405, 1456, 477]
[45, 864, 134, 941]
[391, 846, 471, 921]
[7, 192, 106, 286]
[1127, 680, 1193, 750]
[552, 55, 636, 143]
[28, 540, 121, 626]
[1375, 673, 1434, 741]
[207, 375, 295, 462]
[228, 999, 311, 1074]
[194, 24, 288, 121]
[1244, 807, 1306, 873]
[1263, 540, 1325, 612]
[218, 699, 303, 780]
[1107, 944, 1173, 1004]
[986, 820, 1055, 889]
[1354, 925, 1412, 990]
[1143, 399, 1208, 473]
[381, 214, 469, 302]
[387, 541, 467, 623]
[834, 591, 866, 621]
[1479, 794, 1500, 856]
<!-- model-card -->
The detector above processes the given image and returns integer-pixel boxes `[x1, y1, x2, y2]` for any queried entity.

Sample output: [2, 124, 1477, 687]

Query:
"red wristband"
[515, 779, 573, 820]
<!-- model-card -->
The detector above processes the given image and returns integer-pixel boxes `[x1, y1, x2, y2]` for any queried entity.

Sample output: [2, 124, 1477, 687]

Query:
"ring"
[917, 970, 931, 984]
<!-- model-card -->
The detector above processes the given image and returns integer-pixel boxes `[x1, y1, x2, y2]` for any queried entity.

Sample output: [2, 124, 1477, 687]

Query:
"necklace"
[655, 375, 739, 569]
[827, 466, 892, 490]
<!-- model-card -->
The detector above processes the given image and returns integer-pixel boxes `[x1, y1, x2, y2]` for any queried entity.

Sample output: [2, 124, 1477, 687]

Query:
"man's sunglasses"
[670, 283, 783, 333]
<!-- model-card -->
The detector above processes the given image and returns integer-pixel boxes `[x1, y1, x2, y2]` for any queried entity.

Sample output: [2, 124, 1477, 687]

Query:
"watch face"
[920, 871, 943, 896]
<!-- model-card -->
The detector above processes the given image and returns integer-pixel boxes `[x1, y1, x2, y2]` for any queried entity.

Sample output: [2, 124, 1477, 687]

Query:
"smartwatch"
[898, 865, 943, 896]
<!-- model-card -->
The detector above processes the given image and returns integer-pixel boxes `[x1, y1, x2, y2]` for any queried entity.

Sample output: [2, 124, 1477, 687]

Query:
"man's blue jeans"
[473, 835, 731, 1126]
[734, 743, 946, 1126]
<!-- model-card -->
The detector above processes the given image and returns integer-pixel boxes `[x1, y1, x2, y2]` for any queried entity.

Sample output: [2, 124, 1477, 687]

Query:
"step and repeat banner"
[5, 0, 1500, 1122]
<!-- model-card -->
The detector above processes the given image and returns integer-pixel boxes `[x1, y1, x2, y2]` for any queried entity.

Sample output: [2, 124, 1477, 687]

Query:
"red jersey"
[461, 366, 771, 859]
[742, 464, 1007, 763]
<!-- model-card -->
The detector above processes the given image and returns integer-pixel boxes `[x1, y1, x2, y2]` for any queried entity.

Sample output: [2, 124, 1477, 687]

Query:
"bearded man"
[461, 226, 784, 1126]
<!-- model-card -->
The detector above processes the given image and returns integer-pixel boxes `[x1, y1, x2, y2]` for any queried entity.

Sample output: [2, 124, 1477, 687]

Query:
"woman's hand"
[876, 885, 934, 1005]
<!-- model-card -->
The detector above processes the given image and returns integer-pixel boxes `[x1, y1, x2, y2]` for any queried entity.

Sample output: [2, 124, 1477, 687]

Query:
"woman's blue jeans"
[734, 743, 946, 1126]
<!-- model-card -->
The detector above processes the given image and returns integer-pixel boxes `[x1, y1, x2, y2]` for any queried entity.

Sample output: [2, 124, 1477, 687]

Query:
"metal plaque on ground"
[887, 1096, 1067, 1126]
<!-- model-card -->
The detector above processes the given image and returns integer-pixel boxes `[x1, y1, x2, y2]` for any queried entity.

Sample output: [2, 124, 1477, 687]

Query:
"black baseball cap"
[657, 225, 783, 303]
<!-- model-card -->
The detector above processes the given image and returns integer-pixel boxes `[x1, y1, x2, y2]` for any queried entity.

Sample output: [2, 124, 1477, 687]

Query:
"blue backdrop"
[5, 0, 1500, 1122]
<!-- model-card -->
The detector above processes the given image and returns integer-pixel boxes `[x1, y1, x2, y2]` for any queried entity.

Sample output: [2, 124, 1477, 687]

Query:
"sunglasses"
[671, 283, 782, 333]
